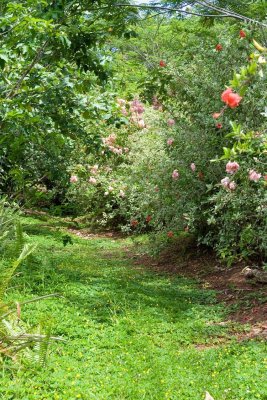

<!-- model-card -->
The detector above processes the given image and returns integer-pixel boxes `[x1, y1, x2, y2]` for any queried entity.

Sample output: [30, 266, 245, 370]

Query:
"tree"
[0, 0, 137, 204]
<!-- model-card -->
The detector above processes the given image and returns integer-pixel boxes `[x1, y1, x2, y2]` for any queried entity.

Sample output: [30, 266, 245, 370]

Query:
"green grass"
[1, 216, 266, 400]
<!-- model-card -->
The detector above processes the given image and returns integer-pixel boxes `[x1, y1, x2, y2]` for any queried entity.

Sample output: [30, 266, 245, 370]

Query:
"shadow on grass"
[14, 217, 224, 346]
[18, 246, 219, 331]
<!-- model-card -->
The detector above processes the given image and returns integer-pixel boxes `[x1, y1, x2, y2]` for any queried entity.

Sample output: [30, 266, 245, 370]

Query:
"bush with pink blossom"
[202, 45, 267, 263]
[114, 26, 267, 263]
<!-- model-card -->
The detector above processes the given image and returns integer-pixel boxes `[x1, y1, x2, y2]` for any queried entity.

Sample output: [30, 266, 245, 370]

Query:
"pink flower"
[248, 170, 262, 182]
[172, 170, 179, 180]
[70, 175, 78, 183]
[226, 161, 240, 174]
[117, 98, 126, 106]
[121, 107, 128, 116]
[228, 181, 237, 191]
[136, 105, 145, 114]
[221, 88, 242, 108]
[190, 163, 196, 172]
[91, 165, 99, 175]
[167, 138, 174, 146]
[89, 177, 97, 184]
[216, 123, 222, 129]
[221, 177, 230, 188]
[103, 133, 116, 146]
[130, 99, 144, 114]
[221, 177, 237, 190]
[213, 112, 221, 119]
[167, 119, 175, 126]
[137, 119, 146, 129]
[115, 148, 123, 155]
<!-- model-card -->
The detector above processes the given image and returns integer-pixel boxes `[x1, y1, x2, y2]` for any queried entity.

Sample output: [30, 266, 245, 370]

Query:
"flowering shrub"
[63, 21, 266, 266]
[64, 97, 147, 225]
[203, 45, 267, 263]
[203, 120, 266, 264]
[111, 21, 266, 264]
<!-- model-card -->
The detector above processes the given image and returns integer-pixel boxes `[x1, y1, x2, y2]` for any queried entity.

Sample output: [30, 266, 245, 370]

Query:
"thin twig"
[110, 3, 267, 27]
[195, 0, 267, 27]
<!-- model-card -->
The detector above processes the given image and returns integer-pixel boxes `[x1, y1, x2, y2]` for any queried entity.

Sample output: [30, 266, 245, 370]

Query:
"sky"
[132, 0, 154, 4]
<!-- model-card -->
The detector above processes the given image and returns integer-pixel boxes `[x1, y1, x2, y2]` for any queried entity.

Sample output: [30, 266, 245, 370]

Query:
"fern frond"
[15, 221, 24, 256]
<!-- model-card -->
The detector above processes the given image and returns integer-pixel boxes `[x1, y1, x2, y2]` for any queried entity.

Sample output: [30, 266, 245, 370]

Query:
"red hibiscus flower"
[221, 88, 242, 108]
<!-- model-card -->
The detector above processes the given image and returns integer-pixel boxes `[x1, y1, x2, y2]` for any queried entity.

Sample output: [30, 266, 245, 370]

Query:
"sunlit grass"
[1, 216, 266, 400]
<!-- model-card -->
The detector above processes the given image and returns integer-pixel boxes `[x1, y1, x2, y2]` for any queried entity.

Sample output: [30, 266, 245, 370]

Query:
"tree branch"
[111, 3, 267, 27]
[6, 39, 49, 100]
[194, 0, 267, 27]
[112, 3, 227, 18]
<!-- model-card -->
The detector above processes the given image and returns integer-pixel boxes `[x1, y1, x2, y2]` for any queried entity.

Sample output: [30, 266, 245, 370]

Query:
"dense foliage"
[0, 1, 266, 265]
[0, 0, 137, 205]
[66, 16, 266, 264]
[0, 2, 266, 397]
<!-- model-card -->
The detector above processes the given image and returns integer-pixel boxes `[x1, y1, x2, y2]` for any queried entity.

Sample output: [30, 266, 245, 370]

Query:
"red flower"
[131, 220, 138, 227]
[221, 88, 232, 102]
[221, 88, 242, 108]
[213, 112, 221, 119]
[167, 231, 174, 238]
[198, 171, 204, 180]
[216, 123, 222, 129]
[239, 30, 246, 38]
[215, 44, 223, 51]
[146, 215, 152, 223]
[159, 60, 166, 67]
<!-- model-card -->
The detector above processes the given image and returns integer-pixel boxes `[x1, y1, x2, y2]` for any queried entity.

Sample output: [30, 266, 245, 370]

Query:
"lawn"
[1, 216, 266, 400]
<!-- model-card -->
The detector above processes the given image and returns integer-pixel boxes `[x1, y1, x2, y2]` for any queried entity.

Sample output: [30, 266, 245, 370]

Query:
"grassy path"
[1, 216, 266, 400]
